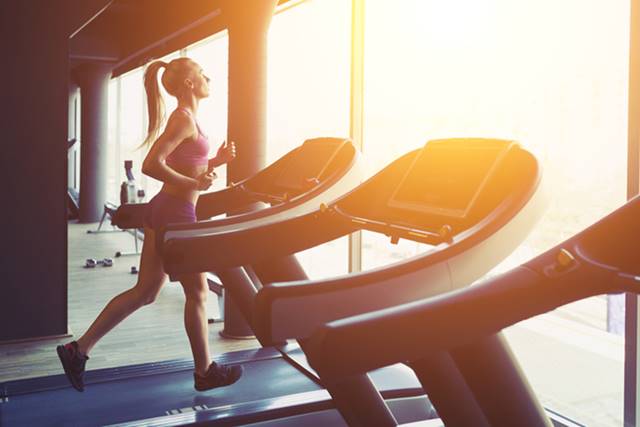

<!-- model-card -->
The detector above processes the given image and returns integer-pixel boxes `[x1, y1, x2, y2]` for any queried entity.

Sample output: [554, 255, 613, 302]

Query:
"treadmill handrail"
[258, 193, 523, 295]
[305, 261, 612, 381]
[305, 196, 640, 381]
[251, 180, 546, 344]
[161, 143, 362, 237]
[196, 184, 260, 220]
[329, 205, 451, 245]
[194, 137, 352, 221]
[239, 184, 295, 205]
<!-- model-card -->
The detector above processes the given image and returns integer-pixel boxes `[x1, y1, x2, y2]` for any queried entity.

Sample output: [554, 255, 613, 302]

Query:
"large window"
[267, 0, 352, 279]
[362, 1, 629, 425]
[117, 69, 146, 197]
[106, 80, 118, 203]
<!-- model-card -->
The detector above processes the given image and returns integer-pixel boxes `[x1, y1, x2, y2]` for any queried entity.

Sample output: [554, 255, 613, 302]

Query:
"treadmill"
[0, 137, 363, 427]
[305, 200, 640, 426]
[111, 137, 361, 229]
[148, 138, 547, 426]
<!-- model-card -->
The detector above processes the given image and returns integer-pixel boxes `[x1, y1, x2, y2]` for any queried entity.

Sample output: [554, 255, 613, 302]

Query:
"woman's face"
[186, 61, 211, 99]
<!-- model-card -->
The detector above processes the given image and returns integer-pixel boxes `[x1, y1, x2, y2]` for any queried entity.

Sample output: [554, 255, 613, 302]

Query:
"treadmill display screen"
[388, 140, 511, 218]
[274, 139, 346, 191]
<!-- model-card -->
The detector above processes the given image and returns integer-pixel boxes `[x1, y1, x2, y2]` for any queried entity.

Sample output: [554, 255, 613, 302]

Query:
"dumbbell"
[84, 258, 114, 268]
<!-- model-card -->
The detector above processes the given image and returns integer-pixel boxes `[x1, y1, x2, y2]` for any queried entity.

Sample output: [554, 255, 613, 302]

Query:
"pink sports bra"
[166, 108, 210, 168]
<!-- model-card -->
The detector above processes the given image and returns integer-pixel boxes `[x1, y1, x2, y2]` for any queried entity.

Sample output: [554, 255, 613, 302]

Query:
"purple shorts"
[144, 192, 197, 231]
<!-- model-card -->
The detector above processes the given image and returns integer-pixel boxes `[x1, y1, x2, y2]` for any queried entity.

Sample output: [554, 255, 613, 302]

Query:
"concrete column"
[1, 1, 68, 341]
[73, 63, 111, 222]
[225, 0, 278, 183]
[221, 0, 278, 339]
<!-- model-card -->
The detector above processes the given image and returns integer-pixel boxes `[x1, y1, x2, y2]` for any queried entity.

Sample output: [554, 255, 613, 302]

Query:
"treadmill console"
[388, 139, 513, 219]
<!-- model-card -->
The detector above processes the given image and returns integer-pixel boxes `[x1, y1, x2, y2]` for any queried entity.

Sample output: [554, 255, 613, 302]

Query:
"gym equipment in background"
[86, 201, 121, 234]
[114, 160, 145, 257]
[84, 258, 114, 268]
[120, 159, 145, 206]
[86, 161, 145, 256]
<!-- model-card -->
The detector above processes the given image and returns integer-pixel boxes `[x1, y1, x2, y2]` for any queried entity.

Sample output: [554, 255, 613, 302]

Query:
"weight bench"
[87, 202, 142, 257]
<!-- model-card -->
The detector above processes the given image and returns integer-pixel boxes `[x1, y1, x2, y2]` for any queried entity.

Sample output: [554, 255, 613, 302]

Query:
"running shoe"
[56, 341, 89, 392]
[194, 361, 243, 391]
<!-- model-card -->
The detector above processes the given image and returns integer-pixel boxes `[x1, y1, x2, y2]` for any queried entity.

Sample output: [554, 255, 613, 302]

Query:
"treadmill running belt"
[1, 359, 318, 427]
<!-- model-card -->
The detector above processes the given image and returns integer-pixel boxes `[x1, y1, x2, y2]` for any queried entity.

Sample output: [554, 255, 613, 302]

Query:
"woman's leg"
[75, 227, 167, 355]
[179, 272, 211, 376]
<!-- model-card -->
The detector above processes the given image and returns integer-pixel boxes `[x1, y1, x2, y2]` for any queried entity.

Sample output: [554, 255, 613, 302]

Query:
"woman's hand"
[212, 140, 237, 167]
[194, 169, 217, 191]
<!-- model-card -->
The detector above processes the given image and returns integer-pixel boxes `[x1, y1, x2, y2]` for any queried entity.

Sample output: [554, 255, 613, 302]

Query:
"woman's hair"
[140, 57, 194, 148]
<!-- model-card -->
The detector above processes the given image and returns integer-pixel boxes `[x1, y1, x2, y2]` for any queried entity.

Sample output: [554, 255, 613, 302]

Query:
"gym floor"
[0, 221, 259, 383]
[0, 222, 622, 426]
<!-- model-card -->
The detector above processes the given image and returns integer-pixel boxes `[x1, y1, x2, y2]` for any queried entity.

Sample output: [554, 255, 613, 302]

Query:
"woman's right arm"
[141, 112, 201, 190]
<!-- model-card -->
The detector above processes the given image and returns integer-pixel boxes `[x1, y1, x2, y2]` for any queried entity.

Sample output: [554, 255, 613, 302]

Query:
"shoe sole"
[56, 345, 84, 392]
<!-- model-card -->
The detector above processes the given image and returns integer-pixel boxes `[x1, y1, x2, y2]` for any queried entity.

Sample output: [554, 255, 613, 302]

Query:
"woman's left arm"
[208, 140, 237, 169]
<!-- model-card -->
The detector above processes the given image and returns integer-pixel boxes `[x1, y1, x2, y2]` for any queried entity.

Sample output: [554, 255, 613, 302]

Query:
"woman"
[57, 57, 242, 392]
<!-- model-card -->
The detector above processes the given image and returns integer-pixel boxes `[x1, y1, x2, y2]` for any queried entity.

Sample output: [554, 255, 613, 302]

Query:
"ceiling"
[69, 0, 291, 77]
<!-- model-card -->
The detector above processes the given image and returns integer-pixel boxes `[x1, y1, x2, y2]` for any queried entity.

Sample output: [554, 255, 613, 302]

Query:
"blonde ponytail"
[140, 61, 168, 148]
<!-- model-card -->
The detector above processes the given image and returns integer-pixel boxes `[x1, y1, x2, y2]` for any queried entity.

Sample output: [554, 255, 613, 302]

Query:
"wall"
[0, 2, 69, 341]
